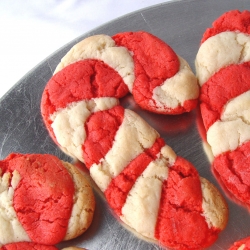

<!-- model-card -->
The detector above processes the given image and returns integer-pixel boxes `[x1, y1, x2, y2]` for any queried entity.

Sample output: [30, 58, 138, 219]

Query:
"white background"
[0, 0, 172, 98]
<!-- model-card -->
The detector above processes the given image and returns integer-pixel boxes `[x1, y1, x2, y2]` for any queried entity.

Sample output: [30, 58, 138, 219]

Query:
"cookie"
[62, 248, 86, 250]
[41, 39, 228, 249]
[228, 236, 250, 250]
[0, 242, 58, 250]
[195, 10, 250, 207]
[53, 31, 199, 115]
[0, 153, 95, 246]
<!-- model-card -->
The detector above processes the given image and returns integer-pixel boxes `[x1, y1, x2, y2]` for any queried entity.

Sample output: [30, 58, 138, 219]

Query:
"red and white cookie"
[0, 243, 58, 250]
[0, 242, 86, 250]
[228, 236, 250, 250]
[41, 34, 228, 249]
[54, 31, 199, 115]
[195, 10, 250, 207]
[0, 153, 95, 246]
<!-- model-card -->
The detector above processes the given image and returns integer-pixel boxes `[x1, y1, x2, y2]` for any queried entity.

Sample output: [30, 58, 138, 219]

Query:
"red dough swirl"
[41, 31, 227, 249]
[0, 242, 85, 250]
[196, 10, 250, 207]
[201, 10, 250, 43]
[0, 242, 58, 250]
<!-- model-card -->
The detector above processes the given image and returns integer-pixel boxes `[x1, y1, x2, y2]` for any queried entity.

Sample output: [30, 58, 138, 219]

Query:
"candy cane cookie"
[41, 32, 228, 249]
[0, 153, 95, 246]
[195, 10, 250, 207]
[54, 31, 199, 115]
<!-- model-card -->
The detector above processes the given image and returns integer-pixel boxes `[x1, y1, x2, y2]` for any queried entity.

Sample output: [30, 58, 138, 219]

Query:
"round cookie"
[0, 153, 95, 246]
[41, 35, 228, 249]
[195, 10, 250, 207]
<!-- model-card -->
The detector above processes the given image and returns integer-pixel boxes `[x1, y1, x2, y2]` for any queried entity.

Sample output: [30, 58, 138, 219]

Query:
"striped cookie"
[228, 236, 250, 250]
[195, 10, 250, 207]
[41, 39, 228, 249]
[0, 153, 95, 246]
[0, 242, 86, 250]
[54, 31, 199, 115]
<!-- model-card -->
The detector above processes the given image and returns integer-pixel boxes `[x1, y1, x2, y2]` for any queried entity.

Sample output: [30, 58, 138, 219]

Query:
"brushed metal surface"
[1, 0, 250, 249]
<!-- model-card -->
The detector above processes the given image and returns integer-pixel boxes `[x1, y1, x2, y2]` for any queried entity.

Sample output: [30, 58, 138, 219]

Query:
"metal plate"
[1, 0, 250, 249]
